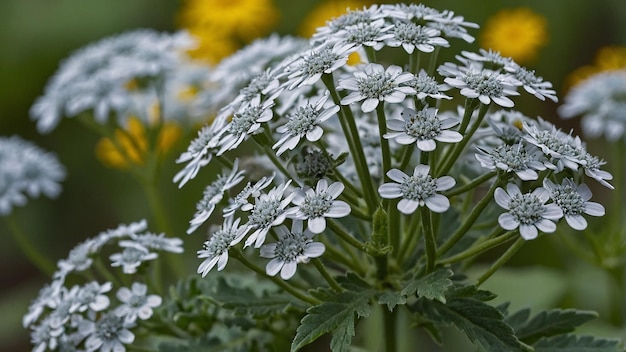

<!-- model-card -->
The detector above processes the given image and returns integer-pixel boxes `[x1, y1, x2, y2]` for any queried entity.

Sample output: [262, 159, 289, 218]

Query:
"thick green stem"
[475, 236, 525, 286]
[383, 307, 398, 352]
[232, 249, 320, 305]
[438, 230, 517, 265]
[421, 207, 437, 273]
[5, 215, 54, 276]
[322, 74, 378, 211]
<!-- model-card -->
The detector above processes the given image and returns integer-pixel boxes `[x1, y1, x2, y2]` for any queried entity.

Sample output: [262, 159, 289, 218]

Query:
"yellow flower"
[177, 0, 279, 42]
[185, 26, 239, 64]
[298, 0, 374, 38]
[96, 117, 182, 169]
[480, 7, 548, 64]
[566, 46, 626, 88]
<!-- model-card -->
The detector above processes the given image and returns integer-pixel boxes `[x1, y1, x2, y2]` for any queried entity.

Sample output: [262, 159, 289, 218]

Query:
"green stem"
[232, 249, 320, 305]
[409, 51, 421, 74]
[5, 215, 54, 276]
[421, 207, 436, 273]
[438, 230, 517, 265]
[437, 102, 488, 177]
[376, 103, 392, 177]
[319, 237, 362, 274]
[399, 143, 416, 171]
[383, 307, 398, 352]
[437, 175, 506, 256]
[327, 219, 367, 252]
[389, 199, 401, 257]
[427, 46, 442, 76]
[444, 171, 497, 198]
[322, 74, 378, 211]
[475, 236, 525, 286]
[313, 259, 342, 292]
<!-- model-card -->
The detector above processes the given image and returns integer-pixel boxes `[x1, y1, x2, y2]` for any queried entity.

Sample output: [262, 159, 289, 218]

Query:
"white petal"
[308, 217, 327, 234]
[583, 202, 605, 216]
[417, 139, 436, 151]
[326, 182, 344, 198]
[498, 213, 519, 230]
[542, 204, 563, 220]
[305, 243, 326, 258]
[327, 201, 351, 217]
[494, 188, 511, 209]
[565, 215, 587, 230]
[266, 258, 283, 276]
[386, 169, 408, 182]
[361, 98, 379, 113]
[397, 199, 419, 214]
[378, 183, 403, 198]
[280, 262, 298, 280]
[519, 224, 538, 240]
[435, 176, 455, 191]
[425, 195, 450, 213]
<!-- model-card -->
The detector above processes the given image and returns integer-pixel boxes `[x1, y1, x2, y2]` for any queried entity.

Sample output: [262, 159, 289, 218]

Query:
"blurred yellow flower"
[566, 46, 626, 88]
[480, 7, 548, 64]
[96, 117, 182, 169]
[185, 26, 239, 64]
[178, 0, 279, 41]
[298, 0, 373, 37]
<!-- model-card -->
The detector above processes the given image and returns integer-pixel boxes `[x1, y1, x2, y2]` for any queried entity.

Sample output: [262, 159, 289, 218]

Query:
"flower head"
[244, 181, 295, 248]
[109, 241, 158, 274]
[115, 283, 162, 324]
[197, 216, 248, 275]
[384, 107, 462, 152]
[289, 179, 351, 234]
[475, 143, 547, 180]
[495, 183, 563, 240]
[260, 220, 325, 280]
[339, 63, 415, 112]
[378, 165, 455, 214]
[79, 312, 135, 352]
[543, 178, 605, 230]
[386, 22, 449, 54]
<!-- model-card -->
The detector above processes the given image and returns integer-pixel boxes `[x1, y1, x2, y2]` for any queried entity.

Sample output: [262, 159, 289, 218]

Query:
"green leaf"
[209, 278, 304, 317]
[291, 285, 376, 352]
[417, 286, 530, 352]
[512, 309, 598, 344]
[533, 334, 623, 352]
[378, 291, 406, 311]
[402, 268, 454, 303]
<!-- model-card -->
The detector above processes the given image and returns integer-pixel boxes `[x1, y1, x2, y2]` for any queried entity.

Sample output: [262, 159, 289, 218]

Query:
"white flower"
[386, 22, 449, 54]
[475, 143, 547, 180]
[331, 18, 394, 51]
[543, 179, 605, 230]
[197, 216, 248, 276]
[187, 159, 245, 234]
[29, 316, 64, 352]
[223, 173, 275, 216]
[428, 10, 479, 43]
[260, 220, 325, 280]
[513, 67, 558, 102]
[79, 312, 135, 352]
[289, 179, 351, 234]
[378, 165, 455, 214]
[339, 63, 415, 113]
[109, 241, 157, 274]
[284, 43, 353, 90]
[216, 96, 274, 155]
[273, 92, 339, 156]
[131, 232, 184, 253]
[494, 183, 563, 240]
[384, 107, 462, 152]
[577, 151, 614, 189]
[0, 136, 66, 215]
[244, 181, 295, 248]
[173, 115, 228, 187]
[459, 49, 519, 72]
[75, 281, 112, 313]
[57, 240, 94, 275]
[439, 61, 519, 107]
[115, 283, 162, 324]
[522, 120, 582, 172]
[406, 70, 452, 100]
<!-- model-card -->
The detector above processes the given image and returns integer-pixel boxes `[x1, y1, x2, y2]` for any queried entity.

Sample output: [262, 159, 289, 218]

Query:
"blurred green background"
[1, 0, 626, 350]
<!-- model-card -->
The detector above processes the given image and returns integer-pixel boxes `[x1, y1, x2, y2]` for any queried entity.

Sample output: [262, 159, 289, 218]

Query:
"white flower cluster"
[23, 220, 180, 352]
[174, 3, 610, 286]
[559, 69, 626, 141]
[0, 136, 66, 215]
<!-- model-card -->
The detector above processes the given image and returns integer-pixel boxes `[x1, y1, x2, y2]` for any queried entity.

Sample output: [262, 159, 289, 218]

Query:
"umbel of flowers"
[173, 3, 617, 351]
[21, 2, 623, 352]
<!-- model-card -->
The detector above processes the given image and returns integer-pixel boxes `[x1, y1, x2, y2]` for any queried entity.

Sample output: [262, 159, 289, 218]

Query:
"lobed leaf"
[533, 334, 623, 352]
[511, 308, 598, 344]
[402, 268, 454, 303]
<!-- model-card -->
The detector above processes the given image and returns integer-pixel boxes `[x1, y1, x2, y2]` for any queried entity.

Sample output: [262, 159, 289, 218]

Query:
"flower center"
[286, 104, 318, 136]
[229, 105, 263, 135]
[249, 199, 282, 228]
[274, 233, 308, 262]
[204, 228, 237, 256]
[357, 72, 396, 99]
[303, 48, 341, 77]
[464, 72, 504, 97]
[551, 185, 585, 215]
[404, 110, 441, 139]
[400, 174, 437, 201]
[301, 193, 333, 218]
[508, 193, 545, 224]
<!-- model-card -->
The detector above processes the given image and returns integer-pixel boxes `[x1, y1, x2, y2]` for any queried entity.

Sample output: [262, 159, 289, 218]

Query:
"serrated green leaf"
[505, 308, 532, 332]
[291, 287, 376, 352]
[401, 269, 453, 303]
[378, 291, 407, 311]
[417, 287, 530, 352]
[534, 334, 622, 352]
[513, 309, 598, 344]
[209, 278, 304, 317]
[336, 273, 372, 291]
